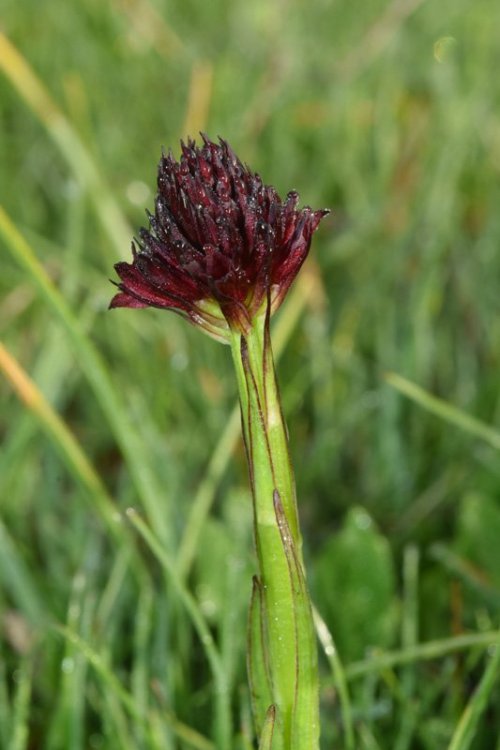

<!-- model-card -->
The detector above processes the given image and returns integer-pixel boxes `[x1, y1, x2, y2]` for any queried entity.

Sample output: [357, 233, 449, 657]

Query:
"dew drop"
[433, 36, 457, 63]
[126, 180, 150, 206]
[171, 351, 189, 371]
[61, 657, 75, 674]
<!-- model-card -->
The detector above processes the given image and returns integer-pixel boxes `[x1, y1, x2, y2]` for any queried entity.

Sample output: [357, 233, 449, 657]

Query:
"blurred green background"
[1, 0, 500, 747]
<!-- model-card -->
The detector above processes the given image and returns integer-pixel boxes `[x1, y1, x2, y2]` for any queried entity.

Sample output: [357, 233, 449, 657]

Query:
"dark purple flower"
[110, 135, 328, 341]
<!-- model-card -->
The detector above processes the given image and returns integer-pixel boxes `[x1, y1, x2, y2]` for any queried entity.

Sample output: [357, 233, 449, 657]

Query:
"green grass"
[1, 0, 500, 747]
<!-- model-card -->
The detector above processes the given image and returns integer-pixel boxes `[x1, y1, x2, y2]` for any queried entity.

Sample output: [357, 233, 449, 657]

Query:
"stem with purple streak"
[230, 309, 319, 750]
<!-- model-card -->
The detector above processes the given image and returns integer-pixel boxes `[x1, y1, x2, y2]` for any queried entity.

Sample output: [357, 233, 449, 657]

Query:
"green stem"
[230, 312, 319, 750]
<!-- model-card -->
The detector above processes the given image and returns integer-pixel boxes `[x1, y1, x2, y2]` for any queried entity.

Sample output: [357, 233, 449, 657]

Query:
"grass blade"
[447, 636, 500, 750]
[0, 206, 172, 544]
[0, 520, 47, 624]
[313, 606, 355, 750]
[345, 631, 500, 680]
[125, 508, 231, 750]
[55, 625, 213, 750]
[0, 340, 121, 540]
[0, 31, 131, 259]
[8, 658, 32, 750]
[385, 372, 500, 452]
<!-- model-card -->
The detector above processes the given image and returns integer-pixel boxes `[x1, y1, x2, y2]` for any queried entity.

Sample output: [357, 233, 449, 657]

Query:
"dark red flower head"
[110, 135, 328, 341]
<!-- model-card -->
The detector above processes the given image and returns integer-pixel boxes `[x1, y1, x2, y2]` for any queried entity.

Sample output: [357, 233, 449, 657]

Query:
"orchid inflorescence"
[110, 135, 328, 341]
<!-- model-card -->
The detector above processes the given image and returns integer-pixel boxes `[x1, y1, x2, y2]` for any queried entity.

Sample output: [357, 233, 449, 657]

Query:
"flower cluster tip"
[110, 135, 328, 341]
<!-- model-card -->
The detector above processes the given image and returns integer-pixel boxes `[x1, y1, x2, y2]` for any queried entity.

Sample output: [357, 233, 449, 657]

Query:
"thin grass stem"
[0, 206, 172, 545]
[0, 340, 121, 539]
[0, 31, 131, 259]
[385, 372, 500, 452]
[313, 606, 355, 750]
[56, 625, 214, 750]
[345, 631, 500, 680]
[125, 509, 231, 750]
[447, 636, 500, 750]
